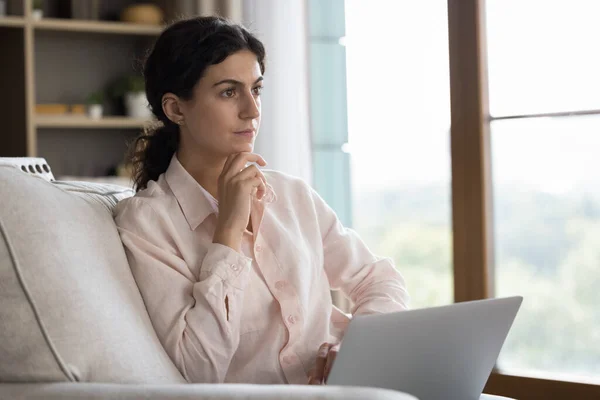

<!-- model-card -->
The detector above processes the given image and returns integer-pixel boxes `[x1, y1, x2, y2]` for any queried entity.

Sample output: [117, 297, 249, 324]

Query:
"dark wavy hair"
[127, 16, 266, 191]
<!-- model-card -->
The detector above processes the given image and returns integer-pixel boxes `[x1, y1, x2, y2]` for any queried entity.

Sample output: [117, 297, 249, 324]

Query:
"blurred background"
[1, 0, 598, 394]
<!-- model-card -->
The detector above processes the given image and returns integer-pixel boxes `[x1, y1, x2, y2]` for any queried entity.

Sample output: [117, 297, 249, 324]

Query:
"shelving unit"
[0, 0, 176, 178]
[32, 17, 163, 35]
[0, 15, 25, 27]
[35, 115, 153, 129]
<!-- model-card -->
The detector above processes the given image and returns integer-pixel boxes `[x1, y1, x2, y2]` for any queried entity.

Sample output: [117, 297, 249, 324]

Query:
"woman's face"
[177, 50, 263, 160]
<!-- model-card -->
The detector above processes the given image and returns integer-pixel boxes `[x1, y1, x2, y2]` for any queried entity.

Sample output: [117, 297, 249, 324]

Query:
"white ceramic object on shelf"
[31, 8, 43, 20]
[87, 104, 103, 120]
[124, 91, 151, 119]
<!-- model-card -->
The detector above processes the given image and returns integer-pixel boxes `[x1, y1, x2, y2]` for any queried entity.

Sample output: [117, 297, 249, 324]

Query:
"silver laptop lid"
[327, 296, 522, 400]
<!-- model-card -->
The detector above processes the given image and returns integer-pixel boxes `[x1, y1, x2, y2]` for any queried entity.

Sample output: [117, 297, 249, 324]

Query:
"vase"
[87, 104, 103, 119]
[124, 91, 152, 119]
[32, 8, 43, 20]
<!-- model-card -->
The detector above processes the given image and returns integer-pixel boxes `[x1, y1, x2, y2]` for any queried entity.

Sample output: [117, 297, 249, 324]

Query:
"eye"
[222, 88, 236, 98]
[252, 86, 263, 96]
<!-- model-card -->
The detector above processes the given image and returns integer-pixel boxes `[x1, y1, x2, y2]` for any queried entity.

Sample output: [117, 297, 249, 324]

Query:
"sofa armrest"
[0, 383, 417, 400]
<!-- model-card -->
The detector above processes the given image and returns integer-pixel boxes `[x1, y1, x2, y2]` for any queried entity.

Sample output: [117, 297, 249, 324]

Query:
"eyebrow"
[213, 76, 264, 87]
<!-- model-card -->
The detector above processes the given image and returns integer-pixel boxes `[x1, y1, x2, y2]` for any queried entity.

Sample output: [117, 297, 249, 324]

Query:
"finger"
[324, 345, 340, 383]
[232, 165, 267, 198]
[222, 152, 238, 174]
[224, 153, 267, 181]
[308, 376, 323, 385]
[238, 177, 264, 196]
[307, 368, 315, 384]
[232, 164, 266, 183]
[308, 370, 321, 385]
[220, 153, 243, 185]
[230, 152, 266, 172]
[313, 343, 332, 384]
[221, 152, 246, 182]
[232, 178, 264, 204]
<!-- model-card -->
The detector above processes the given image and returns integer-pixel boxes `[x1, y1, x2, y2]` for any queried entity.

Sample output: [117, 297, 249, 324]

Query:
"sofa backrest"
[0, 164, 185, 384]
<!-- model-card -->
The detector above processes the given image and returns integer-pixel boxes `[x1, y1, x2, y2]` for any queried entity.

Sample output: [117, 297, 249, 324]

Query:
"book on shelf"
[70, 0, 100, 20]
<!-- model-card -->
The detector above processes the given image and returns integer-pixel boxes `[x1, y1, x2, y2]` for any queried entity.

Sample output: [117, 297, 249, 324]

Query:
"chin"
[234, 143, 254, 153]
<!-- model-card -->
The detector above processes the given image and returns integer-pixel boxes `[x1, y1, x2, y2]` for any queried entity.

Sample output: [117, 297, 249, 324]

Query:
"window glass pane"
[313, 148, 353, 227]
[486, 0, 600, 116]
[492, 116, 600, 382]
[345, 0, 452, 308]
[309, 0, 345, 37]
[310, 42, 348, 146]
[308, 0, 351, 229]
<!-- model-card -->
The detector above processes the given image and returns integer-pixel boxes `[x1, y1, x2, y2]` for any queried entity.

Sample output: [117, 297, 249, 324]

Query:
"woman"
[114, 16, 408, 386]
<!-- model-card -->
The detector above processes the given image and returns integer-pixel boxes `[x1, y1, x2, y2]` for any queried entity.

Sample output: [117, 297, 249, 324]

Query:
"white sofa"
[0, 158, 509, 400]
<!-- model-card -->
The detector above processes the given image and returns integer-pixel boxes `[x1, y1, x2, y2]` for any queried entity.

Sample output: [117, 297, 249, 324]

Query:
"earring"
[177, 120, 184, 126]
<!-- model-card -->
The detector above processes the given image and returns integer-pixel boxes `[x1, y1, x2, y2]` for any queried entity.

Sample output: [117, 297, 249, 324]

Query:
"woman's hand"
[307, 342, 341, 385]
[213, 152, 267, 251]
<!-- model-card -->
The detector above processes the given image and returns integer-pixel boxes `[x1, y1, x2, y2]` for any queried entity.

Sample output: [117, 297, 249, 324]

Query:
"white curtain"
[244, 1, 350, 311]
[243, 0, 313, 184]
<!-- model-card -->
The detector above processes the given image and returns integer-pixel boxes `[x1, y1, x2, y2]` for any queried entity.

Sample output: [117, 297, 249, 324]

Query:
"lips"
[234, 129, 255, 138]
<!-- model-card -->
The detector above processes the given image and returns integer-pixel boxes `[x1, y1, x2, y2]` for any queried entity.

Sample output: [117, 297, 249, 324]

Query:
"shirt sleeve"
[114, 198, 252, 383]
[309, 187, 410, 315]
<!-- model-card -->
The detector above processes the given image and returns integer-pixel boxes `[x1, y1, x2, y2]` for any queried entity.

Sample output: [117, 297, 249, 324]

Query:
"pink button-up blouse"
[114, 155, 409, 384]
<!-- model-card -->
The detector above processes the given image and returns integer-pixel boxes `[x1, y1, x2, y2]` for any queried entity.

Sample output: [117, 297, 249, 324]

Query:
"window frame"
[447, 0, 600, 398]
[308, 0, 600, 396]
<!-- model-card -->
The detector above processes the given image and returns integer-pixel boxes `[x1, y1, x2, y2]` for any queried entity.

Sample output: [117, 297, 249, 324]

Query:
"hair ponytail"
[128, 121, 180, 191]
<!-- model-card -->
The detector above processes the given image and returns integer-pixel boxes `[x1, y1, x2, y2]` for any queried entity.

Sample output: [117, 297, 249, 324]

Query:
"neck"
[176, 146, 226, 201]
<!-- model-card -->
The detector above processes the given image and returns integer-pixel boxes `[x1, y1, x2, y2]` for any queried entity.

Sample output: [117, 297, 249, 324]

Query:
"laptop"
[327, 296, 522, 400]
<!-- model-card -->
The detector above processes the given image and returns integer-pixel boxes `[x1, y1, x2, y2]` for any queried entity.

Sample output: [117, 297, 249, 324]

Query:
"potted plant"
[86, 91, 104, 120]
[32, 0, 43, 20]
[110, 75, 151, 119]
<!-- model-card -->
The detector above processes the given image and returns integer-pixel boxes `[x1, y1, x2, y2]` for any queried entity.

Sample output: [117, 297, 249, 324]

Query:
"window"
[309, 0, 453, 310]
[309, 0, 352, 228]
[344, 0, 453, 309]
[486, 0, 600, 116]
[491, 117, 600, 382]
[309, 0, 600, 397]
[486, 0, 600, 384]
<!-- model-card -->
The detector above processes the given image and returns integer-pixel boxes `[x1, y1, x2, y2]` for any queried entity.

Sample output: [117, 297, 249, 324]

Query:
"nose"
[240, 90, 260, 120]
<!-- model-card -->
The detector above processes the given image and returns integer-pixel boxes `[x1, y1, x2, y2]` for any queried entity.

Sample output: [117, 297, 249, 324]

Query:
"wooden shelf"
[0, 16, 26, 28]
[36, 115, 152, 129]
[0, 0, 184, 176]
[32, 18, 163, 35]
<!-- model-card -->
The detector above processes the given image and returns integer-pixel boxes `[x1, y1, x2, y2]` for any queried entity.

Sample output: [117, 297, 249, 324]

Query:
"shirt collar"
[164, 154, 277, 231]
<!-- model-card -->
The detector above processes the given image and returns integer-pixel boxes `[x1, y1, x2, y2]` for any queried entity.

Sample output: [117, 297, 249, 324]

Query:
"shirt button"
[275, 280, 287, 290]
[287, 315, 297, 324]
[255, 245, 263, 252]
[230, 263, 240, 271]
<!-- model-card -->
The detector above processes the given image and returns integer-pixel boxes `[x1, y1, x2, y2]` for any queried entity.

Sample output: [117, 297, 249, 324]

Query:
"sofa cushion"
[52, 180, 134, 215]
[0, 383, 420, 400]
[0, 166, 185, 384]
[0, 222, 67, 382]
